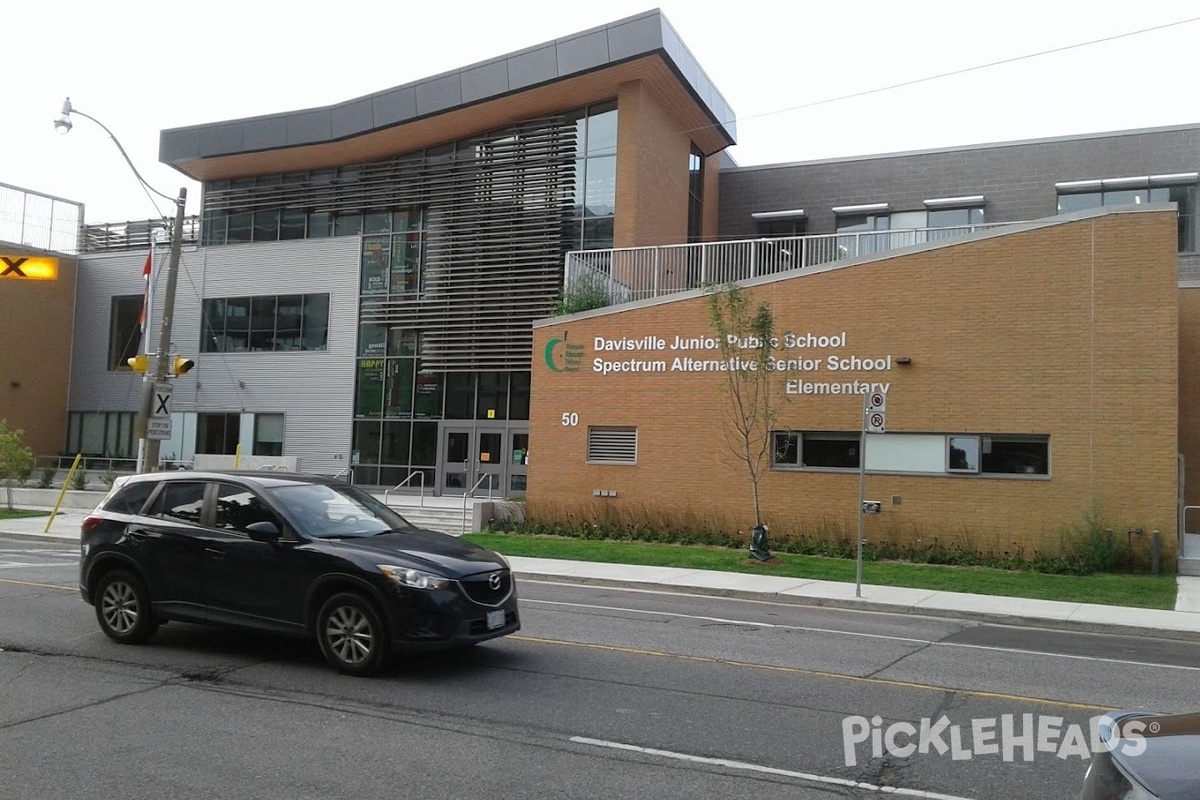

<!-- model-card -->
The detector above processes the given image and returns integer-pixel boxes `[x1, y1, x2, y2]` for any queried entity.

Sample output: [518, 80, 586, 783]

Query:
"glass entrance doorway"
[439, 423, 528, 496]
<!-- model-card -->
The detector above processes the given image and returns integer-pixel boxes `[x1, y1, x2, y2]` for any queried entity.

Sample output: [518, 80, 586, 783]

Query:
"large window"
[67, 411, 136, 459]
[1057, 175, 1196, 252]
[835, 208, 890, 257]
[835, 201, 985, 255]
[197, 413, 240, 455]
[202, 293, 329, 352]
[772, 431, 860, 469]
[253, 414, 284, 457]
[108, 295, 143, 371]
[772, 431, 1049, 477]
[564, 102, 618, 251]
[687, 145, 704, 242]
[360, 209, 426, 296]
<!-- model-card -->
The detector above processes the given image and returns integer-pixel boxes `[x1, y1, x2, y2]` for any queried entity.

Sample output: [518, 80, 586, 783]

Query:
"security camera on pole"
[55, 97, 192, 472]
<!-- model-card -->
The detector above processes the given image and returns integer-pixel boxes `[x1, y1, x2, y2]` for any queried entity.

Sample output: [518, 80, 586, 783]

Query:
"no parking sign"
[864, 391, 886, 433]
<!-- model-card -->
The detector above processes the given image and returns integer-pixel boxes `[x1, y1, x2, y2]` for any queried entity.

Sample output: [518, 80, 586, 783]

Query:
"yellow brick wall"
[530, 210, 1180, 561]
[0, 254, 77, 457]
[613, 80, 692, 247]
[1178, 288, 1200, 515]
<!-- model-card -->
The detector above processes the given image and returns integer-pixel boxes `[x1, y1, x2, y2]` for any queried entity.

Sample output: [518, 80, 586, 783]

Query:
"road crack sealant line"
[569, 736, 978, 800]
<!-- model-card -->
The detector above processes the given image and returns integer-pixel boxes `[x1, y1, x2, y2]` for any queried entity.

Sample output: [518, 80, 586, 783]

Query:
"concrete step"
[1179, 558, 1200, 577]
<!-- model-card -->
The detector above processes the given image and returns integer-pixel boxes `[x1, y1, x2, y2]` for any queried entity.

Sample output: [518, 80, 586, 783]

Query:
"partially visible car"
[79, 471, 519, 675]
[1081, 710, 1200, 799]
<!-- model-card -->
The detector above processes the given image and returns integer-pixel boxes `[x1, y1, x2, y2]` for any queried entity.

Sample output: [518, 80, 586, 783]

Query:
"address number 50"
[561, 412, 579, 427]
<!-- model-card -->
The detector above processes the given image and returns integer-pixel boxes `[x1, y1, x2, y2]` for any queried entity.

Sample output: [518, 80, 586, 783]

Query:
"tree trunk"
[5, 478, 12, 511]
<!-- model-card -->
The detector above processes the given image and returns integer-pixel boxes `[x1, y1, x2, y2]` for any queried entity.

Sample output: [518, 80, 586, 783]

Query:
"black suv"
[79, 471, 520, 675]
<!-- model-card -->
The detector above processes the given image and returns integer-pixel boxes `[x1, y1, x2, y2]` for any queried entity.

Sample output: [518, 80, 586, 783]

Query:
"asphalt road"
[3, 535, 1200, 800]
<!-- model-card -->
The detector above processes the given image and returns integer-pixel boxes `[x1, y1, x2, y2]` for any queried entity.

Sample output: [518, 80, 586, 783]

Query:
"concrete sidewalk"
[8, 510, 1200, 641]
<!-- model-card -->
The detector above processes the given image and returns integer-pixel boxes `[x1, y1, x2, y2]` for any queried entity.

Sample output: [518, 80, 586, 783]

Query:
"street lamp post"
[55, 97, 187, 473]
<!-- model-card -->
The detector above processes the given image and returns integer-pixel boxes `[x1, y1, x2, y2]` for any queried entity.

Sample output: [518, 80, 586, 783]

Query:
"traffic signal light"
[173, 356, 196, 376]
[127, 354, 148, 373]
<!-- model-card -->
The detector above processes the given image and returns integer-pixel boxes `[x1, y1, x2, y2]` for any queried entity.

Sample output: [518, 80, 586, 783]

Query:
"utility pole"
[135, 187, 187, 471]
[54, 98, 192, 474]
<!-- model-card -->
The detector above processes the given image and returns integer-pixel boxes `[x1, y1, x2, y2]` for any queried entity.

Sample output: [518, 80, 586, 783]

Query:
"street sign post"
[147, 418, 172, 440]
[152, 384, 172, 419]
[856, 390, 890, 598]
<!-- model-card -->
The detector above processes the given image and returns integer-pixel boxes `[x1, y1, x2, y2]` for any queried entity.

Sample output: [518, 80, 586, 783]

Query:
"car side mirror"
[245, 520, 281, 543]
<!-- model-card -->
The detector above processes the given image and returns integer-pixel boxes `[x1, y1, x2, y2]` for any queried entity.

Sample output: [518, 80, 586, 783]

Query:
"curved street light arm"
[59, 101, 179, 207]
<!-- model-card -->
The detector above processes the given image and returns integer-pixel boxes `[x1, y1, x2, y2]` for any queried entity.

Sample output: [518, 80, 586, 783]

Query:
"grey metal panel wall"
[71, 238, 361, 475]
[718, 125, 1200, 240]
[69, 249, 160, 413]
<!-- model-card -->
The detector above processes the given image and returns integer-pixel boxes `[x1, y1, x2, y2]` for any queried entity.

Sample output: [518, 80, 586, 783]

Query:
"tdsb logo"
[543, 336, 584, 373]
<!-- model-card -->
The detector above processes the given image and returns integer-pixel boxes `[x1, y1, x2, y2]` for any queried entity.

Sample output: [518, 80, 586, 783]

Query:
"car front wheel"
[317, 593, 390, 676]
[94, 569, 158, 644]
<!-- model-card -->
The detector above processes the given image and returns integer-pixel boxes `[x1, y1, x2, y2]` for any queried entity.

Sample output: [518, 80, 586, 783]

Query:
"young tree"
[0, 419, 35, 511]
[706, 284, 785, 540]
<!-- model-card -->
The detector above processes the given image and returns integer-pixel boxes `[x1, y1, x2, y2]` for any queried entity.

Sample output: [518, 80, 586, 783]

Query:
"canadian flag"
[138, 250, 152, 339]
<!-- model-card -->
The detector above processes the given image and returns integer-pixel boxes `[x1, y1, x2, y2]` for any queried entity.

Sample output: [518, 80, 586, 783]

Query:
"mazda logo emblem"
[488, 573, 502, 590]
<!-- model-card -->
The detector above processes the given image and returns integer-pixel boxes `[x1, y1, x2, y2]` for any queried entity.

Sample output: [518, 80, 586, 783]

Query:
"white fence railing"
[564, 223, 1016, 307]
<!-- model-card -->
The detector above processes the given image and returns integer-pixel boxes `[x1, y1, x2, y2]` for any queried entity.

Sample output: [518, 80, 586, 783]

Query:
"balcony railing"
[81, 215, 201, 253]
[563, 223, 1016, 308]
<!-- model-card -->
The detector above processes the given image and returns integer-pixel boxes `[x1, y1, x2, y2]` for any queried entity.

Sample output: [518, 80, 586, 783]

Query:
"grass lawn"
[463, 533, 1177, 610]
[0, 508, 51, 520]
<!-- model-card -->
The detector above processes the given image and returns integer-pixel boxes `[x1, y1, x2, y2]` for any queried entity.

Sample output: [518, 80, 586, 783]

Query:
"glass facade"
[563, 102, 618, 251]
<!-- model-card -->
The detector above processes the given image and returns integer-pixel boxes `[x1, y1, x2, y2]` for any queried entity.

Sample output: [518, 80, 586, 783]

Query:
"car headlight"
[378, 565, 450, 590]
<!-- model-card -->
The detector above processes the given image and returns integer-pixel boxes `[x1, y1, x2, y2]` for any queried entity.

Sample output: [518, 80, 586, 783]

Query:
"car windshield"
[267, 482, 415, 539]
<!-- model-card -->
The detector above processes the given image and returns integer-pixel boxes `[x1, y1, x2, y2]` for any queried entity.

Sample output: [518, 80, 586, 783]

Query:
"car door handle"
[126, 527, 156, 542]
[205, 547, 225, 559]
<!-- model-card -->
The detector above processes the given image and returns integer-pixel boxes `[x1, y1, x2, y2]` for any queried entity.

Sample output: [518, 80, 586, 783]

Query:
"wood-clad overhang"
[163, 54, 735, 183]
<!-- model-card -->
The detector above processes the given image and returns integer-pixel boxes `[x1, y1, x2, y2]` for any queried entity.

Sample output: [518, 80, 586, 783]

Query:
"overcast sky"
[4, 0, 1198, 229]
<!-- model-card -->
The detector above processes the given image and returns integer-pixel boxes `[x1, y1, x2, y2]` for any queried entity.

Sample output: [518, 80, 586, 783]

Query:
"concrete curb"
[513, 571, 1200, 643]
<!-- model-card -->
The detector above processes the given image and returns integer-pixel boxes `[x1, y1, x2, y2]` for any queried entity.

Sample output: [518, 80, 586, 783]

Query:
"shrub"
[72, 469, 87, 490]
[488, 503, 1153, 576]
[37, 467, 55, 489]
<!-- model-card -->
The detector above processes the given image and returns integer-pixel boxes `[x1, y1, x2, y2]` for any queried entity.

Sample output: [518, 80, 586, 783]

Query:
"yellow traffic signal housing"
[173, 357, 196, 376]
[127, 354, 149, 373]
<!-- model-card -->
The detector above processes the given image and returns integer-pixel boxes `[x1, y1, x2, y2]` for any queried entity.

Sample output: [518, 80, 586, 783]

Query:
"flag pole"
[134, 240, 155, 473]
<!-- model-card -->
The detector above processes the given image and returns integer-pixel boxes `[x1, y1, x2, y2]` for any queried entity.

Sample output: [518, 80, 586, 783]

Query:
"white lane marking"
[525, 598, 1200, 673]
[569, 736, 978, 800]
[525, 598, 931, 644]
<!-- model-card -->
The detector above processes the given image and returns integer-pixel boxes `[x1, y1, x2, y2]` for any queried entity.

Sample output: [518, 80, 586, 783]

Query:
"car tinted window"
[103, 481, 155, 515]
[268, 482, 413, 538]
[214, 483, 282, 534]
[149, 482, 207, 524]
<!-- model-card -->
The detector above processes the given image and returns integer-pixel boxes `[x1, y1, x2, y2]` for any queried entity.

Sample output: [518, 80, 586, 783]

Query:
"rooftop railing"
[563, 223, 1016, 309]
[81, 215, 201, 253]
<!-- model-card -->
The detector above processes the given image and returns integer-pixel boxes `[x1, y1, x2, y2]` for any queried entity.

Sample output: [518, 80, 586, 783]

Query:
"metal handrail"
[384, 471, 426, 507]
[564, 222, 1022, 308]
[461, 473, 494, 536]
[331, 467, 353, 483]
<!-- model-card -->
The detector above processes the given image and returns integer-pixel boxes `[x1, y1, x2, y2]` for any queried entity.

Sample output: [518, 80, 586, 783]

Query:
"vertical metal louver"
[586, 427, 638, 464]
[202, 116, 579, 372]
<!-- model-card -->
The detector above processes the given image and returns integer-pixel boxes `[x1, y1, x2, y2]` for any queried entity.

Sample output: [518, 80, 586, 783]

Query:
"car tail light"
[81, 515, 104, 539]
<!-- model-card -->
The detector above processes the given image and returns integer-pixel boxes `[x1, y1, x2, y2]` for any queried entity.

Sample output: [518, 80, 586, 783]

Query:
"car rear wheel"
[317, 593, 390, 676]
[94, 569, 158, 644]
